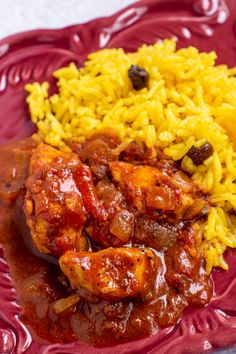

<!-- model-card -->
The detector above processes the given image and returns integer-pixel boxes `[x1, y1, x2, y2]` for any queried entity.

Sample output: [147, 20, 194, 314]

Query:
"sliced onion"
[146, 186, 176, 211]
[172, 171, 193, 192]
[109, 210, 134, 242]
[53, 294, 80, 315]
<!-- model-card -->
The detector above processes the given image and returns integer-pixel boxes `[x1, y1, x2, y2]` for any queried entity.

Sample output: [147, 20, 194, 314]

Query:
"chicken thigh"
[24, 143, 106, 257]
[59, 247, 159, 301]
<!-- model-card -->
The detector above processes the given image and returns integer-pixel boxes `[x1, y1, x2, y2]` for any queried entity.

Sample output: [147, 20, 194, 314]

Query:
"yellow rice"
[25, 38, 236, 274]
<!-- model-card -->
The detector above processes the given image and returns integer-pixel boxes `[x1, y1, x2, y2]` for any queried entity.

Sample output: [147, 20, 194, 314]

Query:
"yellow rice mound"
[25, 38, 236, 274]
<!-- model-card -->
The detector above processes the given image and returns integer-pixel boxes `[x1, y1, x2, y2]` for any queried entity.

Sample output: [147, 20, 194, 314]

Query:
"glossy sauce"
[0, 136, 213, 346]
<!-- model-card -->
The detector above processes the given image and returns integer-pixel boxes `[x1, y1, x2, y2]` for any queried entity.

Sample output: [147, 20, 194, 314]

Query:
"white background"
[0, 0, 136, 39]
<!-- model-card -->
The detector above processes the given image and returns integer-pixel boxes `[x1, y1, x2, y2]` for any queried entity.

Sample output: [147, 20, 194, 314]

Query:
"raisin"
[187, 142, 214, 165]
[128, 65, 149, 90]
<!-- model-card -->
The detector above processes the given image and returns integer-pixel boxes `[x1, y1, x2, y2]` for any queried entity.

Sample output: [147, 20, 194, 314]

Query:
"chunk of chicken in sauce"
[110, 161, 208, 219]
[59, 247, 158, 301]
[24, 143, 107, 257]
[165, 225, 213, 306]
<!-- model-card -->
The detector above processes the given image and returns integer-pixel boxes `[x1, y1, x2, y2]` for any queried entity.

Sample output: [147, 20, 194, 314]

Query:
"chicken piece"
[110, 162, 163, 211]
[165, 225, 213, 305]
[24, 143, 105, 257]
[110, 161, 207, 219]
[59, 247, 158, 301]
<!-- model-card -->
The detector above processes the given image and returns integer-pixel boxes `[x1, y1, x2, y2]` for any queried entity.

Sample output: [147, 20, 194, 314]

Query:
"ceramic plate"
[0, 0, 236, 353]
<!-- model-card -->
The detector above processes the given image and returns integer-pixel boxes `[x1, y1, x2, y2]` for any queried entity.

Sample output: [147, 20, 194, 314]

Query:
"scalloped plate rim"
[0, 1, 236, 353]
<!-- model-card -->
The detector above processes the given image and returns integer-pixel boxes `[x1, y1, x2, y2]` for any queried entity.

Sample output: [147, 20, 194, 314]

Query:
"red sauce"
[0, 135, 213, 347]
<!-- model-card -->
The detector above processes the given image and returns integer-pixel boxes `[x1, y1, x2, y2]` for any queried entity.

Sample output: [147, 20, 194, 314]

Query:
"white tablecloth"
[0, 0, 136, 39]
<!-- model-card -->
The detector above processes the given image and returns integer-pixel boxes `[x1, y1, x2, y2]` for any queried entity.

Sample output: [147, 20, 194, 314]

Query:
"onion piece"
[53, 294, 80, 315]
[146, 186, 176, 211]
[172, 171, 193, 192]
[109, 210, 134, 242]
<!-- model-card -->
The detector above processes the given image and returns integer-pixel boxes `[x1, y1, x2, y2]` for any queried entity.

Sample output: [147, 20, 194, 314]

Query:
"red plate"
[0, 0, 236, 353]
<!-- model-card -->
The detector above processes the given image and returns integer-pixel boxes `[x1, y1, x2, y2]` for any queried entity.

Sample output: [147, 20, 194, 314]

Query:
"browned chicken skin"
[110, 161, 208, 219]
[24, 143, 87, 256]
[59, 247, 158, 301]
